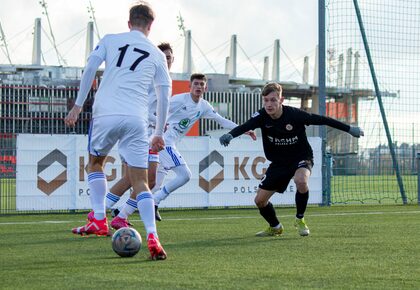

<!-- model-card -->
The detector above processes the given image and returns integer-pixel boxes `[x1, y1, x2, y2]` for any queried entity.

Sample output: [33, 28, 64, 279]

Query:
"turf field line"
[0, 209, 419, 226]
[163, 209, 420, 221]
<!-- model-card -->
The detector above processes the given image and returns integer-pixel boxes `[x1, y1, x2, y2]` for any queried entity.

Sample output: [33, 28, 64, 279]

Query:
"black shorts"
[258, 159, 314, 193]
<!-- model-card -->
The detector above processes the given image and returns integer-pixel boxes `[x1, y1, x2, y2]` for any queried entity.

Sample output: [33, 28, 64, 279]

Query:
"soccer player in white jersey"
[64, 3, 170, 260]
[96, 43, 174, 228]
[152, 73, 256, 220]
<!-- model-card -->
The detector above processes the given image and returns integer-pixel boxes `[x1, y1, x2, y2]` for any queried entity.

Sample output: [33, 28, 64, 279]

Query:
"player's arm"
[306, 112, 364, 138]
[147, 86, 157, 127]
[219, 115, 260, 146]
[64, 55, 103, 127]
[151, 84, 170, 152]
[202, 103, 256, 140]
[151, 54, 172, 152]
[207, 109, 237, 130]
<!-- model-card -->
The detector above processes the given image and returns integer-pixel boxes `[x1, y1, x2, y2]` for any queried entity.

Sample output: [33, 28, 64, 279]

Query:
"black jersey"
[229, 105, 350, 164]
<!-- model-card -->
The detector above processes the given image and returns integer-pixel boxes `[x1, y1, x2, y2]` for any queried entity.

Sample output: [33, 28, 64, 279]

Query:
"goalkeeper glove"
[219, 133, 233, 146]
[348, 126, 364, 138]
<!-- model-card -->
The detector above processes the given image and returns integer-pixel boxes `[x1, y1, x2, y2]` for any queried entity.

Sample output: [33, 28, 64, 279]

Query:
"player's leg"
[293, 160, 313, 236]
[108, 165, 136, 228]
[73, 117, 118, 236]
[254, 164, 292, 237]
[72, 154, 111, 236]
[153, 146, 190, 204]
[88, 162, 131, 221]
[254, 188, 283, 236]
[112, 150, 161, 226]
[152, 146, 190, 221]
[147, 149, 163, 221]
[154, 164, 191, 203]
[116, 116, 166, 260]
[151, 164, 168, 193]
[107, 163, 131, 210]
[148, 149, 159, 190]
[129, 166, 166, 260]
[150, 164, 168, 221]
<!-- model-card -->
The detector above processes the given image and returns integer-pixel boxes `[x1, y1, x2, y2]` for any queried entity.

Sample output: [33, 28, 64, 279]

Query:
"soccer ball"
[112, 227, 142, 257]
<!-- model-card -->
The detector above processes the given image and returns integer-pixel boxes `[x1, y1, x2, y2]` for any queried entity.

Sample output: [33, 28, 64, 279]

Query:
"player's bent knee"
[254, 196, 267, 208]
[294, 177, 308, 189]
[180, 167, 192, 183]
[181, 173, 191, 185]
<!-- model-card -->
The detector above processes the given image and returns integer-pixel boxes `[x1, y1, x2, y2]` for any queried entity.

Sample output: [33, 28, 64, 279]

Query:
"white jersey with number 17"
[90, 30, 171, 120]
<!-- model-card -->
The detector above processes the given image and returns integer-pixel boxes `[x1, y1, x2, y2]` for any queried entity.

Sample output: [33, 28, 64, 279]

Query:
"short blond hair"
[129, 2, 155, 28]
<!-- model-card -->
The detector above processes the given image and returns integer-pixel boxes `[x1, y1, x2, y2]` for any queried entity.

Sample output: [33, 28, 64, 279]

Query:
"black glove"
[219, 133, 233, 146]
[348, 126, 364, 138]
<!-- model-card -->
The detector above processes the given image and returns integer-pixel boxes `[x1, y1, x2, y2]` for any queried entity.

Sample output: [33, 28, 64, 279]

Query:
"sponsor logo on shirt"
[178, 118, 190, 129]
[286, 124, 293, 131]
[267, 135, 298, 145]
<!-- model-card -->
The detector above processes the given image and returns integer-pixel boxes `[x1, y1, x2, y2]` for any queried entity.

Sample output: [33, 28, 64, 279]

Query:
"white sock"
[118, 198, 137, 219]
[136, 191, 157, 236]
[273, 224, 281, 230]
[105, 192, 120, 209]
[152, 167, 167, 193]
[154, 186, 170, 204]
[154, 165, 191, 204]
[88, 172, 107, 220]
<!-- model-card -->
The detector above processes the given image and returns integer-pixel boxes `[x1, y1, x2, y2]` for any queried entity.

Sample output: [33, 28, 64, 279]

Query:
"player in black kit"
[219, 83, 363, 237]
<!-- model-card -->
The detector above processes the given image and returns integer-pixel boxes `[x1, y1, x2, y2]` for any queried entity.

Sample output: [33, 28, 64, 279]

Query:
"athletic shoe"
[147, 233, 167, 260]
[110, 209, 134, 226]
[155, 205, 162, 222]
[110, 216, 130, 230]
[111, 208, 120, 218]
[87, 211, 94, 222]
[294, 217, 310, 236]
[72, 218, 111, 236]
[255, 224, 284, 237]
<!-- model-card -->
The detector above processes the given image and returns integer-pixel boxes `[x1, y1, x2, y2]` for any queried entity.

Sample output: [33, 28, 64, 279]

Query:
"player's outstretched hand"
[348, 126, 364, 138]
[244, 130, 257, 141]
[219, 133, 233, 147]
[151, 135, 165, 152]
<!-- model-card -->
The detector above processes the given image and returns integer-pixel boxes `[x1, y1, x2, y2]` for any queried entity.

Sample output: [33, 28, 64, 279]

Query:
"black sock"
[295, 190, 309, 219]
[258, 202, 280, 227]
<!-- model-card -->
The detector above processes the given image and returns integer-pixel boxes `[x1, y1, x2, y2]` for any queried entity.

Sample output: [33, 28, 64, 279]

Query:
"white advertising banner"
[16, 134, 322, 211]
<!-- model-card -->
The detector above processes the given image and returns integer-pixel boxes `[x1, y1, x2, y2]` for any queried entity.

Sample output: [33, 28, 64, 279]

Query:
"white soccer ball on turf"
[112, 227, 142, 257]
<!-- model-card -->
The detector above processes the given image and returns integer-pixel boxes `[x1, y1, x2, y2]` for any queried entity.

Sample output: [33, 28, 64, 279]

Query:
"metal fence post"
[325, 153, 332, 206]
[417, 153, 420, 205]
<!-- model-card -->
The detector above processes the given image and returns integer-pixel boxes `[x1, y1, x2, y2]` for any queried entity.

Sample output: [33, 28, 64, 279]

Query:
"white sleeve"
[202, 101, 237, 130]
[147, 85, 157, 125]
[168, 94, 186, 115]
[74, 55, 103, 107]
[154, 84, 171, 136]
[152, 51, 172, 136]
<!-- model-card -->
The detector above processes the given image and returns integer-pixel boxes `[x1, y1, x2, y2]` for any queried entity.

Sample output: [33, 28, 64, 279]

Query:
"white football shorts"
[158, 145, 186, 170]
[88, 115, 149, 168]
